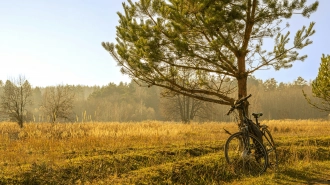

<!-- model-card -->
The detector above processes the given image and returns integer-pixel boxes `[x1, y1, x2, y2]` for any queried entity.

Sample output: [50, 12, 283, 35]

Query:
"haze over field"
[1, 2, 330, 183]
[0, 0, 329, 87]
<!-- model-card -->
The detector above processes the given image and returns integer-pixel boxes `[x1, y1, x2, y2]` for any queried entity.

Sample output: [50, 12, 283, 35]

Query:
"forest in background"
[0, 76, 327, 123]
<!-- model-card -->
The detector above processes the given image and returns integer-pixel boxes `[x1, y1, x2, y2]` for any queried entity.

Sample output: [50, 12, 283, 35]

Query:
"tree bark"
[237, 56, 249, 124]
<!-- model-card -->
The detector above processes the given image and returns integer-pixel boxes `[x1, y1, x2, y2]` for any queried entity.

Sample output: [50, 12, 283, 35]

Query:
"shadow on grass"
[279, 167, 330, 185]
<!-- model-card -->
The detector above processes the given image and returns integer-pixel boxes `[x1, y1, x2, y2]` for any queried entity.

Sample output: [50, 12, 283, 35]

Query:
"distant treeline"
[0, 76, 327, 123]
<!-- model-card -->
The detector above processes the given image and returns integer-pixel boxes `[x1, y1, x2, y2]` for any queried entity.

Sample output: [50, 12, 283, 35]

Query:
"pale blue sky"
[0, 0, 329, 87]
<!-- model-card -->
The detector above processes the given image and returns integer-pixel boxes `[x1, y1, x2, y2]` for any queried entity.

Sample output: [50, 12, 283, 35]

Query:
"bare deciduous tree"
[0, 76, 32, 128]
[160, 90, 215, 123]
[41, 85, 75, 123]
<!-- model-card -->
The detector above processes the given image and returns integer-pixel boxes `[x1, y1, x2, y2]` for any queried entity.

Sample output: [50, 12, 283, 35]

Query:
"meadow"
[0, 120, 330, 184]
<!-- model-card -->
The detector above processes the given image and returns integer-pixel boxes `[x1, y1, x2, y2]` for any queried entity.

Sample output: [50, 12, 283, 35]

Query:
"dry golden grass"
[0, 119, 329, 184]
[0, 121, 228, 174]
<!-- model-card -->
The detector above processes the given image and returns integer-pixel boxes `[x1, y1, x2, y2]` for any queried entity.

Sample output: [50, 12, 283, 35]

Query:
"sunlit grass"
[0, 119, 329, 184]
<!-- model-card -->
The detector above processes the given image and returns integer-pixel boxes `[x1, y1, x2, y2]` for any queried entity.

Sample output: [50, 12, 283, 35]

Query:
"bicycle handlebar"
[226, 94, 252, 115]
[236, 94, 252, 105]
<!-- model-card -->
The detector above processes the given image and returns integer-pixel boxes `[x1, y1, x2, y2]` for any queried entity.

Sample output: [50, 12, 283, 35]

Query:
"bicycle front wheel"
[224, 132, 268, 176]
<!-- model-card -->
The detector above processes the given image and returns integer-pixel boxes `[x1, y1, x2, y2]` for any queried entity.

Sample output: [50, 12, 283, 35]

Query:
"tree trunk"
[178, 95, 184, 122]
[18, 120, 23, 128]
[186, 96, 190, 123]
[237, 56, 249, 125]
[20, 85, 24, 128]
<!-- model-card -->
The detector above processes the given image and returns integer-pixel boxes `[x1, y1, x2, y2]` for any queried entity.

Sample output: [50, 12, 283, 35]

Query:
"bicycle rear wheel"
[224, 132, 268, 176]
[262, 127, 278, 170]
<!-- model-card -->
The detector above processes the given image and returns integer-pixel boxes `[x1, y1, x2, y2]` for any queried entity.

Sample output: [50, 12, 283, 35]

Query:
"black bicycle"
[252, 112, 278, 171]
[224, 94, 269, 175]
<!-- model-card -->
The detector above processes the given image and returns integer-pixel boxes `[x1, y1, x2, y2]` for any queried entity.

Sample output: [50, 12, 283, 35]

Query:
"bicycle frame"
[240, 124, 252, 157]
[254, 116, 275, 149]
[228, 95, 265, 156]
[236, 104, 256, 156]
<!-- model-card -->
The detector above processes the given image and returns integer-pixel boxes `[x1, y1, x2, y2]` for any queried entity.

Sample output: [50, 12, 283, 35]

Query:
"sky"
[0, 0, 329, 87]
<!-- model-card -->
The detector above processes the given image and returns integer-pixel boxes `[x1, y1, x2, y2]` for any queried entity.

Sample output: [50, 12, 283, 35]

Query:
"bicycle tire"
[224, 132, 268, 175]
[262, 128, 278, 170]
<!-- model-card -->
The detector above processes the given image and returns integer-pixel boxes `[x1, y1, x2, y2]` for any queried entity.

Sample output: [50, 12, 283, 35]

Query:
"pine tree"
[102, 0, 319, 116]
[304, 54, 330, 112]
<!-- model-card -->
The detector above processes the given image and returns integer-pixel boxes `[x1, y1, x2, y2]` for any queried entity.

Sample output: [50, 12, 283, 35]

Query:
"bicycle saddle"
[252, 113, 263, 118]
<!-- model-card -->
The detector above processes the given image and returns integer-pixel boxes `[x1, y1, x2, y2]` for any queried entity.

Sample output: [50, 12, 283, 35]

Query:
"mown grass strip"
[0, 144, 224, 184]
[101, 153, 240, 185]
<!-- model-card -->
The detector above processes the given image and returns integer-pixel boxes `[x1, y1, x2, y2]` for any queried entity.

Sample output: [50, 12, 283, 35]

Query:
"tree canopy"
[103, 0, 318, 107]
[41, 85, 76, 123]
[0, 76, 32, 128]
[304, 54, 330, 112]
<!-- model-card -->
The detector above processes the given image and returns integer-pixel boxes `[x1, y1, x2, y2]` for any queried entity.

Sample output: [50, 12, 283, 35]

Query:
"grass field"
[0, 120, 330, 184]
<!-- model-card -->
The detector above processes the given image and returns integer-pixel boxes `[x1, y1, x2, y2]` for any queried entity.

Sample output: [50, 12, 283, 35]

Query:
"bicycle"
[224, 94, 268, 175]
[252, 112, 278, 171]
